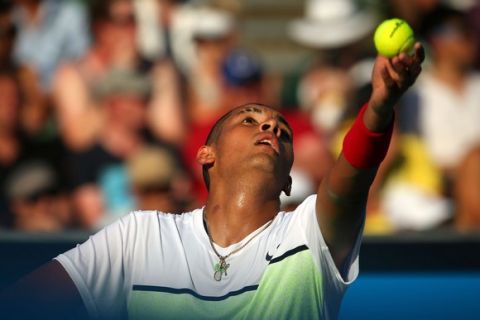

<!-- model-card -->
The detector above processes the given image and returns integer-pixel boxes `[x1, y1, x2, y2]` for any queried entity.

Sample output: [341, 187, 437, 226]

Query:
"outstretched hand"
[369, 42, 425, 116]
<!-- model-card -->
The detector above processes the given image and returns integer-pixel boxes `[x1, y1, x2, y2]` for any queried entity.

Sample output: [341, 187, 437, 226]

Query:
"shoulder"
[126, 208, 202, 231]
[132, 207, 201, 220]
[84, 209, 202, 250]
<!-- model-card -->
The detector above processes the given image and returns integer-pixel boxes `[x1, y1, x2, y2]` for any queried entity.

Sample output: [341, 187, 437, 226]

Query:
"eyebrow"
[236, 107, 292, 134]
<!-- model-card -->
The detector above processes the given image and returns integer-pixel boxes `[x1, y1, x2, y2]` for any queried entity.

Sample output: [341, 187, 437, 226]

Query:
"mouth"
[254, 135, 279, 154]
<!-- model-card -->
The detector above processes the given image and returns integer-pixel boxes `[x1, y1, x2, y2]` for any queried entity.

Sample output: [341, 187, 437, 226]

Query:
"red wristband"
[342, 103, 394, 169]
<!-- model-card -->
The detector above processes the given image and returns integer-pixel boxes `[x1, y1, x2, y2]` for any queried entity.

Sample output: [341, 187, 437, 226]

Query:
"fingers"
[380, 63, 396, 89]
[383, 42, 424, 89]
[413, 42, 425, 64]
[391, 54, 410, 86]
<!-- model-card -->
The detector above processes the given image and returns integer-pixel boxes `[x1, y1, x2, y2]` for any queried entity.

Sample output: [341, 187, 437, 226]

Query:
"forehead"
[231, 104, 290, 128]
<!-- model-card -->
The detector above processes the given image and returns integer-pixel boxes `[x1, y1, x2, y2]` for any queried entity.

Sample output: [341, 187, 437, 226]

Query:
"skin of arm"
[52, 64, 102, 151]
[148, 60, 187, 146]
[316, 43, 425, 272]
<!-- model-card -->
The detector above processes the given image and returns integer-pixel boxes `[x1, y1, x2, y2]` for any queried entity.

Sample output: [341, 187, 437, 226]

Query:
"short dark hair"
[201, 103, 292, 191]
[202, 108, 237, 190]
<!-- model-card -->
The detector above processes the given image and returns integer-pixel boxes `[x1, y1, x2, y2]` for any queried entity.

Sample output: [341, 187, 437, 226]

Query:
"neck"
[204, 174, 281, 247]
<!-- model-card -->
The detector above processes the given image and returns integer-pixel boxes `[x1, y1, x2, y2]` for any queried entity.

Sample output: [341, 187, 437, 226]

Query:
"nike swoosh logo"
[265, 243, 281, 261]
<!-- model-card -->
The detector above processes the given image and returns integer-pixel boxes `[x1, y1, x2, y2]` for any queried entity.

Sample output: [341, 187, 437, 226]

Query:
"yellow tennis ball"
[374, 18, 415, 58]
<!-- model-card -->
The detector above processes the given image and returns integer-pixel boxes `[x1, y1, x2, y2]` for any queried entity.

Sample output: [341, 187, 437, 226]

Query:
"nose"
[260, 118, 280, 137]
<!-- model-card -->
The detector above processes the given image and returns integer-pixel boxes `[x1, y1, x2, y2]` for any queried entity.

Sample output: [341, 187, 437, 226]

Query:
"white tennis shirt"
[55, 195, 361, 319]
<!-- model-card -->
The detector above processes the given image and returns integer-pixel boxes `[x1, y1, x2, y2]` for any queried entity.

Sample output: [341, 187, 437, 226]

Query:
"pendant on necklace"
[214, 257, 230, 281]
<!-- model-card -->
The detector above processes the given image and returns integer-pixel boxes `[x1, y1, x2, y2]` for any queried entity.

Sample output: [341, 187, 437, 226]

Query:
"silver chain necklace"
[203, 211, 273, 281]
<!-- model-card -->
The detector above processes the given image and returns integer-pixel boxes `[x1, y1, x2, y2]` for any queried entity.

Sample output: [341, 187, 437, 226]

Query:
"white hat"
[288, 0, 377, 49]
[5, 161, 57, 200]
[193, 8, 235, 39]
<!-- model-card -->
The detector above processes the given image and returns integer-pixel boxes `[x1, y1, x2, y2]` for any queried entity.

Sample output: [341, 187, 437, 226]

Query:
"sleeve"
[54, 213, 136, 319]
[292, 195, 363, 286]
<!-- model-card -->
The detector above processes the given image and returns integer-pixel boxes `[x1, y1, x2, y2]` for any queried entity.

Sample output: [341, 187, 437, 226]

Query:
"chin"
[246, 154, 281, 174]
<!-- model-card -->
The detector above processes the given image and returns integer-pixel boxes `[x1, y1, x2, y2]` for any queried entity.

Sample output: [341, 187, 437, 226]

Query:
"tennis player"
[1, 43, 424, 319]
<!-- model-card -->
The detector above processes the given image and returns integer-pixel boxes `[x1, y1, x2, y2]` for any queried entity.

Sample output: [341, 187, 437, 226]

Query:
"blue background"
[340, 272, 480, 320]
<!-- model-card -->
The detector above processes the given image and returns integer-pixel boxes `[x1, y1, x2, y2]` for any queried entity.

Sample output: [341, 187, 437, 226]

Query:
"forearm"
[316, 102, 393, 266]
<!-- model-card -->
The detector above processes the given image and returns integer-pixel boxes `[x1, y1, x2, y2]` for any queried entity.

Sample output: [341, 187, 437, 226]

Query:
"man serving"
[1, 43, 424, 319]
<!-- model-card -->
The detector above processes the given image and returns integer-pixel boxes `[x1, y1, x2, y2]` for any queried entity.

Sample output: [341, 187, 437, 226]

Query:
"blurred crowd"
[0, 0, 480, 234]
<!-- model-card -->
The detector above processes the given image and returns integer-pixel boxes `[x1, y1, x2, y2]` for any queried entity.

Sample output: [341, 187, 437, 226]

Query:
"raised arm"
[0, 260, 87, 319]
[316, 43, 425, 272]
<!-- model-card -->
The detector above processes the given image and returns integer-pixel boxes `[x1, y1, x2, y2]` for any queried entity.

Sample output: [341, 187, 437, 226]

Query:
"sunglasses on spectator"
[23, 187, 58, 203]
[137, 184, 172, 194]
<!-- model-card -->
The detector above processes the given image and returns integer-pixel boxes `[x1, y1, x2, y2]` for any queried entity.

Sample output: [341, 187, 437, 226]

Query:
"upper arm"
[0, 260, 88, 319]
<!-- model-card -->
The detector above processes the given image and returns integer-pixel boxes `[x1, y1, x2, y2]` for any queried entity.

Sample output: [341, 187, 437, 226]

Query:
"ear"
[196, 145, 215, 166]
[282, 175, 292, 196]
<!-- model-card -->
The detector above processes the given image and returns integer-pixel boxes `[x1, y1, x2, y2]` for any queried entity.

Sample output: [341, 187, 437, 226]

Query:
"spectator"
[0, 68, 23, 227]
[0, 2, 48, 138]
[133, 0, 200, 73]
[221, 50, 265, 107]
[288, 0, 376, 137]
[53, 0, 186, 150]
[134, 0, 243, 72]
[417, 6, 480, 177]
[379, 124, 452, 231]
[68, 68, 151, 229]
[0, 67, 68, 229]
[186, 7, 236, 124]
[127, 145, 188, 213]
[4, 160, 71, 232]
[380, 5, 480, 232]
[11, 0, 90, 92]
